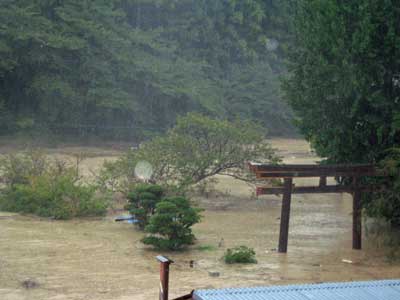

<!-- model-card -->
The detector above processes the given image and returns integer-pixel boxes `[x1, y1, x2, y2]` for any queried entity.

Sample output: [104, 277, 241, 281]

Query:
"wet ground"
[0, 139, 399, 300]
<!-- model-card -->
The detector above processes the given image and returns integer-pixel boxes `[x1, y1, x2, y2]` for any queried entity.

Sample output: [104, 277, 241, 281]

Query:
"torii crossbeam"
[249, 163, 384, 253]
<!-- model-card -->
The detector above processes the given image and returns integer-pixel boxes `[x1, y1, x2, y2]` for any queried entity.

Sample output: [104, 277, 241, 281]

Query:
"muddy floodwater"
[0, 139, 400, 300]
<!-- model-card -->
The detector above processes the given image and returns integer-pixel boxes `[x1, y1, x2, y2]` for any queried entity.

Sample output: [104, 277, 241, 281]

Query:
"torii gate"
[249, 163, 384, 253]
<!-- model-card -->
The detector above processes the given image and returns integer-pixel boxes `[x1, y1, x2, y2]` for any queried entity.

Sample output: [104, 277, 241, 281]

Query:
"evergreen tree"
[284, 0, 400, 224]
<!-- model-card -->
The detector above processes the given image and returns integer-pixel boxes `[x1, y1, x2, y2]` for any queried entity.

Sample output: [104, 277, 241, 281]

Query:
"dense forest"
[0, 0, 295, 140]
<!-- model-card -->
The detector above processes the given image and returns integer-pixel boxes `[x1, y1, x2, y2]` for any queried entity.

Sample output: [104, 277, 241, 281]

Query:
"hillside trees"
[283, 0, 400, 224]
[0, 0, 294, 139]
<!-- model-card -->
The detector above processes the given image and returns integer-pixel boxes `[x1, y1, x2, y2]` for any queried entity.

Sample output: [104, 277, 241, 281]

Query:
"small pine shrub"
[223, 246, 257, 264]
[142, 196, 203, 250]
[125, 184, 164, 229]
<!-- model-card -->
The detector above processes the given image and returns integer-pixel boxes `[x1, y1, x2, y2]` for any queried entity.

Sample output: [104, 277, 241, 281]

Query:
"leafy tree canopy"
[102, 113, 279, 191]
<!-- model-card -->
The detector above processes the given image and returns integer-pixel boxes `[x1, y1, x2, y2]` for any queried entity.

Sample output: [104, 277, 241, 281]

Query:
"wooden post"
[319, 176, 327, 187]
[278, 178, 293, 253]
[352, 177, 362, 250]
[157, 256, 173, 300]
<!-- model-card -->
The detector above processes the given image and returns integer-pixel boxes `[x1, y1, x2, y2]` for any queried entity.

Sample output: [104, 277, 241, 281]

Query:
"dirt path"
[0, 139, 399, 300]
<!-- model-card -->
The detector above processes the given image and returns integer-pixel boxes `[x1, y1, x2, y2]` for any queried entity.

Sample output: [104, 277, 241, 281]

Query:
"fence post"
[157, 256, 173, 300]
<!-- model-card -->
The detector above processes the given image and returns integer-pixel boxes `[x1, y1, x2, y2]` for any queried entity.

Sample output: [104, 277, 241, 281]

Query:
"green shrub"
[223, 246, 257, 264]
[195, 244, 217, 251]
[363, 149, 400, 226]
[0, 150, 48, 187]
[0, 151, 108, 219]
[142, 196, 202, 250]
[125, 184, 164, 229]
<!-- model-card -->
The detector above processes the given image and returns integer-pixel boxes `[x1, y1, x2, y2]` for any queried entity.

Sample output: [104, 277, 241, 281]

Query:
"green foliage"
[365, 218, 400, 261]
[284, 0, 400, 163]
[0, 0, 294, 139]
[142, 196, 202, 250]
[0, 150, 48, 187]
[105, 113, 279, 190]
[364, 149, 400, 226]
[0, 151, 108, 219]
[223, 245, 257, 264]
[125, 184, 164, 229]
[283, 0, 400, 224]
[195, 244, 217, 252]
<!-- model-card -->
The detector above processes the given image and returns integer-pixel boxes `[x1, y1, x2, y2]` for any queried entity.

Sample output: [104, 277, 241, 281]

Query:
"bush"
[125, 184, 164, 229]
[363, 149, 400, 227]
[0, 150, 48, 187]
[0, 151, 108, 219]
[223, 246, 257, 264]
[142, 196, 202, 250]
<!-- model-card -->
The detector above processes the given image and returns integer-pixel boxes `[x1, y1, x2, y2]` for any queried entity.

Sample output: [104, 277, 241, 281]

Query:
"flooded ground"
[0, 139, 400, 300]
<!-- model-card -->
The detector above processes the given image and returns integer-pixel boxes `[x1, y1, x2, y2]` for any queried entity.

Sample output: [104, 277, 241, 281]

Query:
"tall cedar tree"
[284, 0, 400, 225]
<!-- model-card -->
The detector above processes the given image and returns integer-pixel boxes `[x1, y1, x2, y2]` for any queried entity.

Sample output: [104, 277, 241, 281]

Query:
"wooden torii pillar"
[249, 163, 382, 253]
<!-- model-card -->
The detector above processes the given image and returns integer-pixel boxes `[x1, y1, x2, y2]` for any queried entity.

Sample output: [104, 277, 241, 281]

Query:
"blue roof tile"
[193, 280, 400, 300]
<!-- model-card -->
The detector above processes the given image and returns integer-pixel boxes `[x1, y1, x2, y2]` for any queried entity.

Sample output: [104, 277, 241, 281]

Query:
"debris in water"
[115, 215, 139, 224]
[311, 263, 321, 267]
[21, 279, 39, 289]
[208, 271, 220, 277]
[202, 285, 216, 290]
[342, 259, 353, 264]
